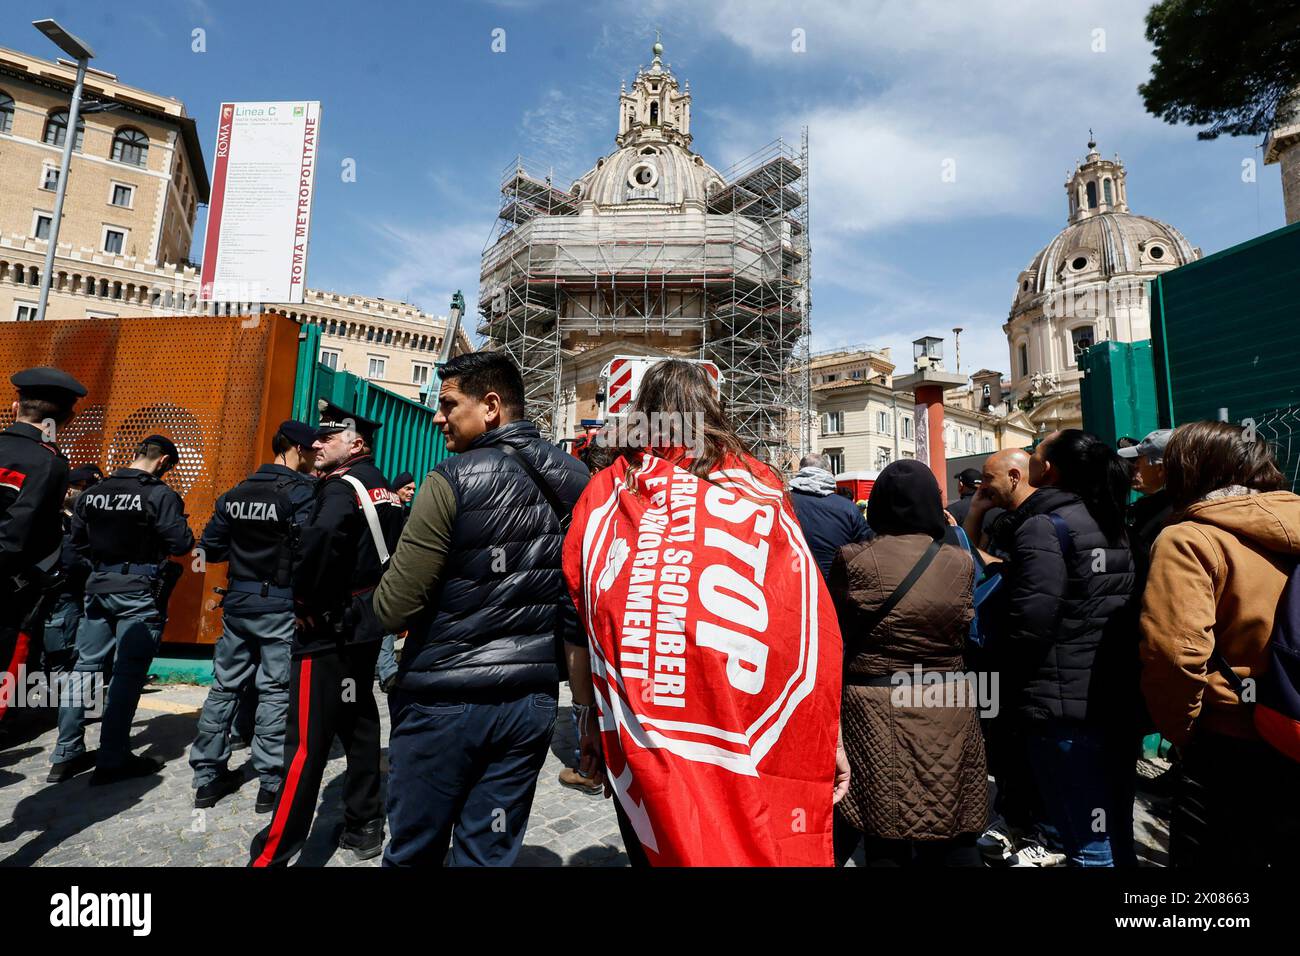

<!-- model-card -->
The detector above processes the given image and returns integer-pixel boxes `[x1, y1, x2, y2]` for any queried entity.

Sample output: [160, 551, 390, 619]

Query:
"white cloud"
[625, 0, 1183, 377]
[369, 219, 489, 333]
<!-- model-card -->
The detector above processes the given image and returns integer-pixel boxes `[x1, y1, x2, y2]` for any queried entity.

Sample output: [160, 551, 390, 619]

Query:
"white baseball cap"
[1118, 428, 1173, 464]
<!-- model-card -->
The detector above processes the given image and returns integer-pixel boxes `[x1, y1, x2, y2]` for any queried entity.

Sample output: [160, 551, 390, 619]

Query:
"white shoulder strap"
[339, 474, 391, 565]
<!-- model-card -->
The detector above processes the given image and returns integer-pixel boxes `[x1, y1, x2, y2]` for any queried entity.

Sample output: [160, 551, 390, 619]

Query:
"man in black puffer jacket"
[996, 430, 1138, 867]
[374, 352, 589, 866]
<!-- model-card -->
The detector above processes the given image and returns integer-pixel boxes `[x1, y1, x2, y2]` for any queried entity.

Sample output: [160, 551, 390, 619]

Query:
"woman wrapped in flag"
[562, 359, 849, 866]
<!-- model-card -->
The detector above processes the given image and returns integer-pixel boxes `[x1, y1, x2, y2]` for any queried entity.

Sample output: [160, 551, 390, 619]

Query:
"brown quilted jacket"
[829, 533, 989, 841]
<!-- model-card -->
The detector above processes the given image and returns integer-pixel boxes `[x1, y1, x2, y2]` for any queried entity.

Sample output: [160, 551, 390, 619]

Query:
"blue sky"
[2, 0, 1286, 376]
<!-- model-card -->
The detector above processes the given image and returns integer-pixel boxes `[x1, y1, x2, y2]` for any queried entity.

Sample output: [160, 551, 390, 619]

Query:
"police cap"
[316, 401, 381, 443]
[68, 464, 103, 486]
[277, 419, 317, 449]
[140, 434, 180, 461]
[11, 366, 87, 402]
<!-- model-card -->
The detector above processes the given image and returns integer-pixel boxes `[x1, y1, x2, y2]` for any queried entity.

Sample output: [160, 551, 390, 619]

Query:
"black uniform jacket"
[293, 454, 405, 654]
[0, 421, 70, 584]
[71, 467, 194, 595]
[200, 464, 316, 614]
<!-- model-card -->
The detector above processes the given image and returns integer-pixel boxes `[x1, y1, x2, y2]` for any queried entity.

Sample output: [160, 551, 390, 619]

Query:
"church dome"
[569, 39, 724, 208]
[575, 141, 725, 206]
[1011, 139, 1197, 310]
[1014, 210, 1197, 303]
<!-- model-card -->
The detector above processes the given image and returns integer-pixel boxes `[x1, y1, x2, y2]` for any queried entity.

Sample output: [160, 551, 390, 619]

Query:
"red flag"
[563, 452, 843, 866]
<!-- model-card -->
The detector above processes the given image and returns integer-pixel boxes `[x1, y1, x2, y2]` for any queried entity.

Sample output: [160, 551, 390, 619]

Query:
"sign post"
[200, 101, 321, 305]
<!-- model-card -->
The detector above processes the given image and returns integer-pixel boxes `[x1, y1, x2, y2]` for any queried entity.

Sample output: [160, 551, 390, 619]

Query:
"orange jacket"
[1140, 490, 1300, 746]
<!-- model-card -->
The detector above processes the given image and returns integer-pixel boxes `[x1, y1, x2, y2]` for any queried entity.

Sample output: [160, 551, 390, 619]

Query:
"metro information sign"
[200, 101, 321, 305]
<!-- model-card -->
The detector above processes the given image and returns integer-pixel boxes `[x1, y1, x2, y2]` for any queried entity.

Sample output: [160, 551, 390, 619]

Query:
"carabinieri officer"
[249, 402, 405, 866]
[0, 367, 85, 723]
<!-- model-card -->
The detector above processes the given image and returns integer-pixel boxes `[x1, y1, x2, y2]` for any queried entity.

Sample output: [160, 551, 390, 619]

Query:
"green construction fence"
[1150, 219, 1300, 489]
[1078, 340, 1160, 449]
[291, 323, 452, 482]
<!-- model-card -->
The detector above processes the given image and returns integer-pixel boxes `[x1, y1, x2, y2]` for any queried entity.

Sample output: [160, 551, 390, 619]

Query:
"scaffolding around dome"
[478, 131, 813, 466]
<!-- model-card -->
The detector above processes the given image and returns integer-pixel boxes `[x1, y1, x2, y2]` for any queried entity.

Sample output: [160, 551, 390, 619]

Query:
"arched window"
[1019, 342, 1029, 378]
[1070, 325, 1095, 364]
[44, 110, 84, 151]
[1085, 181, 1097, 209]
[0, 92, 13, 135]
[650, 101, 659, 125]
[1103, 178, 1113, 205]
[111, 127, 149, 166]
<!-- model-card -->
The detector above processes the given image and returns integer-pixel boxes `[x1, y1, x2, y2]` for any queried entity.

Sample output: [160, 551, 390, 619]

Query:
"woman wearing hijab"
[829, 459, 988, 866]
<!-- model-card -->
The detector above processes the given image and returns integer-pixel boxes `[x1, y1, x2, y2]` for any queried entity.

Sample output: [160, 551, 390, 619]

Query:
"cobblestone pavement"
[0, 680, 1168, 867]
[0, 681, 627, 867]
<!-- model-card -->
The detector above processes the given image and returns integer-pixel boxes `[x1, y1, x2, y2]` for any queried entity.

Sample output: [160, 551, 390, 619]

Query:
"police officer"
[48, 434, 194, 785]
[0, 367, 85, 722]
[189, 420, 317, 812]
[39, 465, 103, 674]
[249, 402, 405, 866]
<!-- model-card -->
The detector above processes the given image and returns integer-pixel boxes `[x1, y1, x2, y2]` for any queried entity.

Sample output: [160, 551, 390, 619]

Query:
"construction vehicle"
[559, 355, 723, 462]
[596, 355, 722, 419]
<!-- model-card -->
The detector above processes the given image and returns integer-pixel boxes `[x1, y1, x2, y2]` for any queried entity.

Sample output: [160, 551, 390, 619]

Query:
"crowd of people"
[1, 354, 1298, 867]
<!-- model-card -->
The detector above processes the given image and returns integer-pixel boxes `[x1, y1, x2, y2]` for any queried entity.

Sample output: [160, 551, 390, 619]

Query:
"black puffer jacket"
[1000, 487, 1137, 726]
[399, 421, 589, 695]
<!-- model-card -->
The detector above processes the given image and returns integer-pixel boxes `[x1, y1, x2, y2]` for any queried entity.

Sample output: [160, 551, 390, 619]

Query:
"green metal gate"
[292, 323, 451, 481]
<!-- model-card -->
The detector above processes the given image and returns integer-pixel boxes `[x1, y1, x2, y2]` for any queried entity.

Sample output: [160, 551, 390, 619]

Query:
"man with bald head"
[961, 446, 1063, 866]
[963, 447, 1034, 557]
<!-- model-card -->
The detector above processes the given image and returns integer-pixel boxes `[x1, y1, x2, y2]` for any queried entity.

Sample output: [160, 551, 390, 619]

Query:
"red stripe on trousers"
[0, 632, 31, 724]
[252, 655, 312, 867]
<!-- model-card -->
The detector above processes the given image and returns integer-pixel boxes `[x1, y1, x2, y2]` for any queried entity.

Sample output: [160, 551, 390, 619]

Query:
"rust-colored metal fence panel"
[0, 313, 301, 644]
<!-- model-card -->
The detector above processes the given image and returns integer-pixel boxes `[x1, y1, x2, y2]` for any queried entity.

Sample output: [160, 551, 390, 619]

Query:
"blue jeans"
[53, 590, 162, 769]
[384, 687, 557, 867]
[1026, 721, 1136, 867]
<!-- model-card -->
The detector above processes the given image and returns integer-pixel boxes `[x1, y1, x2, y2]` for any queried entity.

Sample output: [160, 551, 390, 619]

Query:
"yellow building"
[809, 345, 1035, 474]
[0, 45, 467, 400]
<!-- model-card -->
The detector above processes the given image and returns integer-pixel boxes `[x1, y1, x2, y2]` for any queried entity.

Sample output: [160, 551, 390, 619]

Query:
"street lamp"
[31, 18, 95, 322]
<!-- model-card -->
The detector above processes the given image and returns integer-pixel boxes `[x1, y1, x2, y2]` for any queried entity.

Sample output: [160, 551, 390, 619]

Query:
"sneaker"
[338, 819, 384, 861]
[558, 767, 603, 795]
[89, 752, 163, 787]
[194, 769, 242, 809]
[46, 751, 96, 784]
[977, 821, 1018, 866]
[255, 785, 278, 814]
[1009, 840, 1067, 867]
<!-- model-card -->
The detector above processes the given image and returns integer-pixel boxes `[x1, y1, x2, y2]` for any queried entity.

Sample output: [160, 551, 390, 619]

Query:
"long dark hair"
[1042, 428, 1129, 543]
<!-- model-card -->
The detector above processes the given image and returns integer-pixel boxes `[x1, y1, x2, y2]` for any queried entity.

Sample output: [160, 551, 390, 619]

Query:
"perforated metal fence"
[1, 313, 301, 644]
